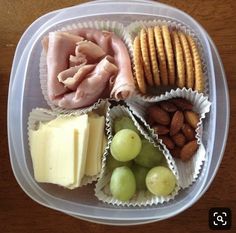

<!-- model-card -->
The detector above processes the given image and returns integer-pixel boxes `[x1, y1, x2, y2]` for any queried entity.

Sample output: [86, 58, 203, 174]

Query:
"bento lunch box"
[8, 0, 229, 225]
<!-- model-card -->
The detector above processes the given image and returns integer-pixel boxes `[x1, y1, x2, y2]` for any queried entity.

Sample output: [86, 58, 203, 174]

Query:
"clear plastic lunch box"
[7, 0, 229, 225]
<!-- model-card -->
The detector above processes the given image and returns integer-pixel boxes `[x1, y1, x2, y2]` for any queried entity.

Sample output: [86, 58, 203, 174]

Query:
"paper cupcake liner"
[27, 101, 109, 187]
[125, 19, 209, 98]
[95, 104, 180, 206]
[40, 20, 132, 114]
[126, 88, 211, 188]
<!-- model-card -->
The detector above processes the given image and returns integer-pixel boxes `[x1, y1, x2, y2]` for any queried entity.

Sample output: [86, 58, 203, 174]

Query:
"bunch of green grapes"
[108, 117, 176, 201]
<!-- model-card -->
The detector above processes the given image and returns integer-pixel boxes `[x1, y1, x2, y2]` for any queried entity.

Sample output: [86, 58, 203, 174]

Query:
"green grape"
[132, 164, 149, 191]
[106, 155, 133, 171]
[159, 157, 168, 167]
[146, 166, 176, 196]
[114, 117, 139, 135]
[134, 139, 164, 168]
[110, 129, 142, 162]
[110, 166, 136, 201]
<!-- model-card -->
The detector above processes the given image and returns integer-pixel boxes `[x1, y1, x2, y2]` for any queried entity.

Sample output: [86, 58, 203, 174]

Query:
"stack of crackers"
[133, 25, 204, 94]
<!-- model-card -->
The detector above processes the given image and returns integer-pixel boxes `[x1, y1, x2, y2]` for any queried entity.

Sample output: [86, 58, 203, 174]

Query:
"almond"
[153, 125, 169, 135]
[170, 111, 184, 136]
[170, 98, 193, 110]
[159, 101, 177, 112]
[146, 115, 155, 127]
[159, 136, 175, 150]
[181, 123, 195, 141]
[147, 105, 170, 125]
[184, 111, 199, 129]
[172, 133, 186, 147]
[180, 140, 198, 161]
[170, 147, 181, 158]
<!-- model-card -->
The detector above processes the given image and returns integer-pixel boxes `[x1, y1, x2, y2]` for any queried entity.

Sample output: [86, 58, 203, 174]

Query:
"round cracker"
[140, 28, 154, 86]
[178, 31, 194, 89]
[147, 27, 161, 86]
[187, 35, 204, 93]
[171, 30, 185, 88]
[161, 25, 175, 85]
[154, 26, 168, 85]
[133, 36, 146, 94]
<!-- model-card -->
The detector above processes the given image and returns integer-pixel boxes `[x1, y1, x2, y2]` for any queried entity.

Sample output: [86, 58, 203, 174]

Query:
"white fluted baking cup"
[125, 20, 209, 98]
[126, 88, 211, 189]
[27, 102, 109, 188]
[95, 104, 180, 206]
[40, 20, 132, 114]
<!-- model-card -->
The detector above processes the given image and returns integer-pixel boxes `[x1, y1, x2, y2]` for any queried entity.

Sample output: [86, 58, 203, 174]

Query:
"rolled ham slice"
[68, 28, 113, 55]
[42, 32, 84, 100]
[109, 34, 135, 99]
[75, 41, 106, 64]
[43, 27, 135, 109]
[69, 54, 86, 67]
[57, 64, 96, 91]
[68, 28, 135, 99]
[57, 56, 118, 109]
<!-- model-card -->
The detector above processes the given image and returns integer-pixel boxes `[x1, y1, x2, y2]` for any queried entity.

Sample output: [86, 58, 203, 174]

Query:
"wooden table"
[1, 0, 235, 232]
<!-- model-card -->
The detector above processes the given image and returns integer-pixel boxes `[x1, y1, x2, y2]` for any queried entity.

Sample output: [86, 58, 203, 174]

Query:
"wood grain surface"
[0, 0, 236, 232]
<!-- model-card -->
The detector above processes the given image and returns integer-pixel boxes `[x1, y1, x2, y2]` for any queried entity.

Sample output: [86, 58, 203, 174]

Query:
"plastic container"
[7, 0, 229, 225]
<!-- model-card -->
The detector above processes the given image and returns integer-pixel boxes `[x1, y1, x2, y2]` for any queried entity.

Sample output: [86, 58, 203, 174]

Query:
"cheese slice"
[67, 115, 89, 189]
[29, 126, 75, 187]
[47, 114, 89, 188]
[85, 116, 105, 176]
[46, 116, 75, 128]
[97, 134, 107, 172]
[29, 113, 106, 189]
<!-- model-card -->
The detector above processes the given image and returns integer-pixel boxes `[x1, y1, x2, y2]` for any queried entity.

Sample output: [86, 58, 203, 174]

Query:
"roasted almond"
[181, 123, 195, 141]
[180, 140, 198, 161]
[170, 110, 184, 136]
[170, 147, 181, 158]
[153, 125, 169, 135]
[159, 136, 175, 150]
[147, 105, 170, 125]
[184, 111, 199, 129]
[146, 115, 155, 126]
[159, 101, 178, 112]
[172, 132, 186, 147]
[170, 98, 193, 110]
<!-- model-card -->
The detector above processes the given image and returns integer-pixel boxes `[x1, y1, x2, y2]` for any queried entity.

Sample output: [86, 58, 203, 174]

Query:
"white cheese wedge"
[85, 116, 105, 176]
[29, 126, 75, 187]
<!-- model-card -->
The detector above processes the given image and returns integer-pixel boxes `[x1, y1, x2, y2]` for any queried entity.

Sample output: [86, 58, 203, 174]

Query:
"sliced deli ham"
[69, 54, 86, 67]
[70, 28, 113, 55]
[42, 32, 84, 100]
[57, 56, 118, 109]
[69, 28, 135, 99]
[42, 27, 135, 109]
[75, 41, 106, 64]
[109, 34, 135, 99]
[58, 64, 96, 91]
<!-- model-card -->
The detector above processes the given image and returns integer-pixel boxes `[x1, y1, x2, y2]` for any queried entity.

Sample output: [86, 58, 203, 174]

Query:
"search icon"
[217, 215, 224, 222]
